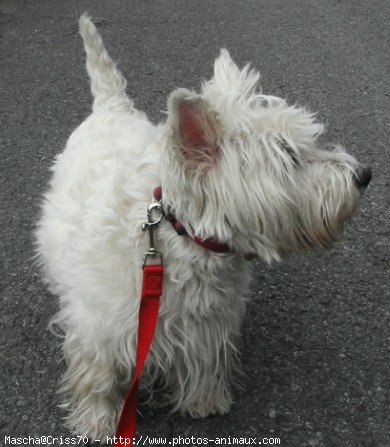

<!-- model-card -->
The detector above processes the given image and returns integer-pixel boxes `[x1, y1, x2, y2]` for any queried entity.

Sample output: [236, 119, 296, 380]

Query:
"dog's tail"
[79, 14, 133, 113]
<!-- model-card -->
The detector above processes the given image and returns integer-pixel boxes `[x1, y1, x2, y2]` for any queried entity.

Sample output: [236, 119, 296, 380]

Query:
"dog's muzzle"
[353, 166, 372, 189]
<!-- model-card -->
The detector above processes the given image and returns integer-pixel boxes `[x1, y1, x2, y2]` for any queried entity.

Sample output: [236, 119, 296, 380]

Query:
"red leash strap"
[115, 263, 164, 447]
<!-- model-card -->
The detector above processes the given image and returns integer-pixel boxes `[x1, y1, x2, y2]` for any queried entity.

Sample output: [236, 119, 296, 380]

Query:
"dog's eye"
[280, 140, 299, 165]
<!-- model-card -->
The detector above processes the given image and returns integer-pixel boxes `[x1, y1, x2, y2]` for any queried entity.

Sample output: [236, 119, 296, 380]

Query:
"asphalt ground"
[1, 1, 389, 446]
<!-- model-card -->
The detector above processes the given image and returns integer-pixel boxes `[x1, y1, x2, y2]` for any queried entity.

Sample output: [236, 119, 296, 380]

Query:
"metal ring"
[146, 203, 164, 226]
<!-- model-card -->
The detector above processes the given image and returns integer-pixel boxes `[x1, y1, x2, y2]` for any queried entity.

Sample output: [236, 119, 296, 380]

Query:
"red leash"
[114, 188, 231, 446]
[115, 264, 164, 447]
[114, 200, 164, 447]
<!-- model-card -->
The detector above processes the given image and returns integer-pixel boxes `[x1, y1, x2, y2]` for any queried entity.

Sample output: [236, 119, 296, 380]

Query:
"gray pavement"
[1, 1, 389, 446]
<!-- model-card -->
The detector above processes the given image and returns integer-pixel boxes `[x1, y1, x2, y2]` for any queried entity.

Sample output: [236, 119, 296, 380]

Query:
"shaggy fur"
[35, 15, 370, 438]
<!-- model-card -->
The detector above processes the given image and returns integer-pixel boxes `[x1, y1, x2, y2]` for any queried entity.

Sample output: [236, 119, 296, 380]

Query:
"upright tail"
[79, 14, 133, 112]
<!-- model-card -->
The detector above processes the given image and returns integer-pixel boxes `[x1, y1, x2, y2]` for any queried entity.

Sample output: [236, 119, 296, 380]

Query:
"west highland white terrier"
[35, 15, 371, 438]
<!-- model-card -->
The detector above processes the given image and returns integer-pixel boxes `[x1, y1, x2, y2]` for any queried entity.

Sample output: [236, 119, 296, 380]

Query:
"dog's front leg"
[60, 332, 125, 439]
[168, 310, 244, 418]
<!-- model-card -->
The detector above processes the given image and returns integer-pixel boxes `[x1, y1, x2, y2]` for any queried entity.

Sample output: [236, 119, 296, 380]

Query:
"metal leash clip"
[142, 202, 164, 268]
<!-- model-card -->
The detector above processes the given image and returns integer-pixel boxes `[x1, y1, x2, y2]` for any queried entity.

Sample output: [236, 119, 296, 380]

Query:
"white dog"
[35, 15, 371, 439]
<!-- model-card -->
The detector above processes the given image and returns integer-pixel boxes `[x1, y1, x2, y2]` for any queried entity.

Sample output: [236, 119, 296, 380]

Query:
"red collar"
[153, 187, 232, 254]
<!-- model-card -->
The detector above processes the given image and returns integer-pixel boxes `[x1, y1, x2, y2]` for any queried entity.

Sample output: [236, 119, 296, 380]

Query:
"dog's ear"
[211, 49, 260, 100]
[213, 49, 241, 81]
[168, 89, 220, 166]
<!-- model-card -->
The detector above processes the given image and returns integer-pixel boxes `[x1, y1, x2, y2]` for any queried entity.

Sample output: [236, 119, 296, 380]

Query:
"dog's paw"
[181, 391, 232, 418]
[64, 397, 119, 440]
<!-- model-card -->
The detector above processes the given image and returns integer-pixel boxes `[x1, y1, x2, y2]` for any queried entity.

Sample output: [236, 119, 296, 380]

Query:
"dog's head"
[161, 50, 371, 262]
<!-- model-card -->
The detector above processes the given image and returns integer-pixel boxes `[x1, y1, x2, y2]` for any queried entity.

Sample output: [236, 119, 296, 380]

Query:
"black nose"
[353, 166, 372, 188]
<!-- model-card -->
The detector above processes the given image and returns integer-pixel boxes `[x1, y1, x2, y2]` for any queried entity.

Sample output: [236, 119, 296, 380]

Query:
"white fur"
[35, 14, 367, 438]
